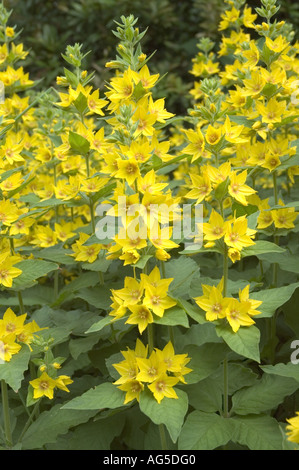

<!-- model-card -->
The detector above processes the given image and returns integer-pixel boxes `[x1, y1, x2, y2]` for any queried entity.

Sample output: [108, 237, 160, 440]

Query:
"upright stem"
[223, 244, 229, 417]
[270, 172, 279, 362]
[159, 423, 167, 450]
[1, 380, 13, 447]
[18, 291, 26, 316]
[147, 323, 154, 355]
[10, 238, 26, 315]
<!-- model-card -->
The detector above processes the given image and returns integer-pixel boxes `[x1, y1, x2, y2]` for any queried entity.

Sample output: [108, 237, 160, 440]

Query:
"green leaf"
[0, 345, 30, 391]
[76, 286, 112, 310]
[241, 240, 286, 258]
[259, 253, 299, 274]
[183, 343, 229, 384]
[216, 324, 260, 362]
[21, 404, 97, 449]
[186, 377, 222, 412]
[176, 323, 221, 348]
[73, 92, 88, 114]
[69, 335, 99, 360]
[231, 415, 284, 450]
[154, 306, 189, 328]
[81, 256, 111, 273]
[69, 130, 90, 154]
[211, 363, 258, 395]
[260, 363, 299, 382]
[178, 411, 234, 450]
[85, 315, 112, 334]
[214, 177, 229, 201]
[38, 246, 75, 265]
[62, 382, 126, 410]
[252, 283, 299, 318]
[231, 374, 298, 415]
[178, 299, 206, 324]
[166, 257, 199, 298]
[12, 260, 58, 290]
[47, 413, 126, 450]
[139, 388, 188, 443]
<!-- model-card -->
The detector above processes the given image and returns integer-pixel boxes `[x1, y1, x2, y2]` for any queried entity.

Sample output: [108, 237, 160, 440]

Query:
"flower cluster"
[113, 339, 192, 404]
[109, 266, 177, 333]
[0, 308, 42, 362]
[194, 280, 262, 332]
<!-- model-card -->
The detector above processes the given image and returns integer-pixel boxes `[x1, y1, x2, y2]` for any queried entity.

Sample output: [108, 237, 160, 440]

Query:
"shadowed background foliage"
[4, 0, 299, 114]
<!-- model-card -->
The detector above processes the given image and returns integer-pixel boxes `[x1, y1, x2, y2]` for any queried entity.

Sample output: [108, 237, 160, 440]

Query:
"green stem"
[159, 423, 168, 450]
[1, 380, 13, 447]
[223, 357, 229, 418]
[223, 245, 228, 297]
[54, 271, 59, 300]
[147, 323, 154, 355]
[17, 401, 40, 444]
[90, 200, 95, 233]
[18, 291, 26, 316]
[222, 244, 229, 417]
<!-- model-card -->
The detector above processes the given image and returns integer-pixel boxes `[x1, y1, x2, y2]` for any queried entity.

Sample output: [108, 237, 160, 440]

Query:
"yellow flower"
[0, 252, 22, 288]
[203, 209, 229, 241]
[143, 283, 177, 317]
[265, 36, 290, 54]
[272, 207, 298, 229]
[185, 173, 212, 204]
[205, 125, 222, 146]
[225, 298, 255, 333]
[148, 373, 179, 403]
[183, 128, 205, 162]
[194, 285, 230, 322]
[115, 277, 144, 307]
[115, 158, 141, 186]
[224, 216, 256, 251]
[29, 372, 57, 400]
[228, 170, 256, 206]
[256, 98, 286, 124]
[132, 65, 159, 89]
[0, 308, 26, 336]
[0, 333, 21, 362]
[238, 285, 262, 317]
[117, 380, 144, 404]
[126, 304, 154, 334]
[87, 89, 107, 115]
[136, 350, 167, 383]
[286, 412, 299, 444]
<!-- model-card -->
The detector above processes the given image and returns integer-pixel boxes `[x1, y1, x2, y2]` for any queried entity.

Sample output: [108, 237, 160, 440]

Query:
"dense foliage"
[0, 0, 299, 451]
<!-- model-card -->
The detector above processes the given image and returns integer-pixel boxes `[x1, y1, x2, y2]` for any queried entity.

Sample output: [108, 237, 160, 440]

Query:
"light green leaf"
[139, 388, 188, 443]
[154, 306, 189, 328]
[241, 240, 285, 258]
[76, 286, 112, 310]
[178, 411, 234, 450]
[166, 257, 199, 298]
[186, 377, 222, 412]
[211, 363, 258, 395]
[62, 382, 126, 410]
[69, 130, 90, 154]
[183, 343, 229, 384]
[231, 415, 284, 450]
[12, 260, 58, 290]
[259, 252, 299, 274]
[21, 405, 97, 449]
[0, 345, 30, 391]
[252, 283, 299, 318]
[85, 315, 112, 334]
[260, 363, 299, 382]
[216, 324, 260, 362]
[231, 374, 298, 415]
